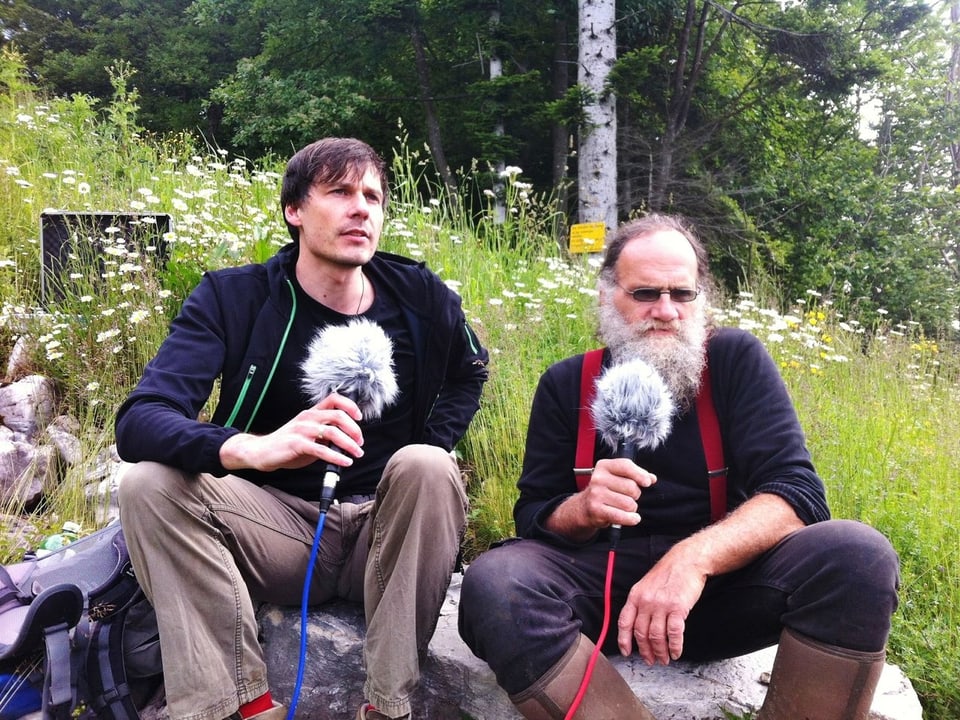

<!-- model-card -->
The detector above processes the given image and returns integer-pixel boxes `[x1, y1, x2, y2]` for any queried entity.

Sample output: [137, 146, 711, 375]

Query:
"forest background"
[1, 0, 959, 335]
[0, 1, 959, 718]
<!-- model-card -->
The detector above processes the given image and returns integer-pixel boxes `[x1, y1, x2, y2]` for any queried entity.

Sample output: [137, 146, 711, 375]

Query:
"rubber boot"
[757, 628, 886, 720]
[509, 634, 658, 720]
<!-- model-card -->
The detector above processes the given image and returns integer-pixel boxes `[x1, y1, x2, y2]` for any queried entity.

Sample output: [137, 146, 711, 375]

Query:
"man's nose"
[649, 293, 680, 319]
[349, 193, 372, 216]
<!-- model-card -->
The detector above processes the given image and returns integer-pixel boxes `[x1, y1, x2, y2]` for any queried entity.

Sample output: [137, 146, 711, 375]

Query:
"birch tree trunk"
[489, 5, 506, 224]
[948, 0, 959, 190]
[578, 0, 617, 234]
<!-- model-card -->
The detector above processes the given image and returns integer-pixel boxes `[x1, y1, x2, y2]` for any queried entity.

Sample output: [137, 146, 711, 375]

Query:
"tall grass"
[1, 50, 958, 717]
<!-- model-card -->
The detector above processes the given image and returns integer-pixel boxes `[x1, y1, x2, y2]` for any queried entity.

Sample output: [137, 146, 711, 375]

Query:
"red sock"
[239, 691, 273, 718]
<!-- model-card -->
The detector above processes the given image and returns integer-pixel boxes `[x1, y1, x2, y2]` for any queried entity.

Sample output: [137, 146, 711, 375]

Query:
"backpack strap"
[31, 584, 84, 720]
[574, 349, 728, 522]
[80, 586, 149, 720]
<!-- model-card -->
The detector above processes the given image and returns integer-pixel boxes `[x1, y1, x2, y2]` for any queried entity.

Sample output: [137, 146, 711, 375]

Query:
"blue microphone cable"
[286, 464, 340, 720]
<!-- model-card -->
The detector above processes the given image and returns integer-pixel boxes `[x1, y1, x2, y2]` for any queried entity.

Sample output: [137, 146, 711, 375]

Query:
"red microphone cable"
[564, 529, 619, 720]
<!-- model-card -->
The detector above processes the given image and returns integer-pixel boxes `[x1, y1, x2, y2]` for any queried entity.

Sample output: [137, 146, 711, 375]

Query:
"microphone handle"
[319, 463, 340, 514]
[609, 438, 640, 549]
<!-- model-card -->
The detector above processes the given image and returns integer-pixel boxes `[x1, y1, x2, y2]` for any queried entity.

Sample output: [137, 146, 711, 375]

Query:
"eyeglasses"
[616, 285, 700, 303]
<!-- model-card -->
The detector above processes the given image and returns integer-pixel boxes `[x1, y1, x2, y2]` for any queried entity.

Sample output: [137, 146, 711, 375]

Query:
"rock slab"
[259, 573, 924, 720]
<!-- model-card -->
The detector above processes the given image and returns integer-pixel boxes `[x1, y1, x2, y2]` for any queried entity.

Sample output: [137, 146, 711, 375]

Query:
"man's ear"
[598, 284, 609, 306]
[284, 204, 302, 225]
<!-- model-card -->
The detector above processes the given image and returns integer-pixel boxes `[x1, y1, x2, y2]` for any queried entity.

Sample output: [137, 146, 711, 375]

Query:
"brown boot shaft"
[758, 628, 885, 720]
[511, 634, 658, 720]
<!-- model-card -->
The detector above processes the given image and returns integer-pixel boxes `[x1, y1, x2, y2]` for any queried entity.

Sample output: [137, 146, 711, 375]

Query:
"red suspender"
[695, 364, 728, 523]
[575, 348, 605, 481]
[575, 349, 728, 522]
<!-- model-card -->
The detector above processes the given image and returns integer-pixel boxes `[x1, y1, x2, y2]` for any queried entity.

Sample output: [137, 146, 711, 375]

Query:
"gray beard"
[597, 302, 709, 411]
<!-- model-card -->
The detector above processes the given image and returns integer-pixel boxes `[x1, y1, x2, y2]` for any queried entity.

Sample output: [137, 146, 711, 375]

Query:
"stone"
[0, 436, 44, 506]
[4, 335, 32, 381]
[43, 415, 82, 466]
[258, 573, 924, 720]
[0, 374, 56, 440]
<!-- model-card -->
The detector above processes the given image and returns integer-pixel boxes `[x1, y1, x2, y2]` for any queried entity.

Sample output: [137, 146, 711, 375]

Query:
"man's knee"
[118, 461, 168, 506]
[817, 519, 899, 596]
[117, 461, 193, 528]
[382, 444, 463, 497]
[459, 542, 545, 639]
[787, 520, 899, 651]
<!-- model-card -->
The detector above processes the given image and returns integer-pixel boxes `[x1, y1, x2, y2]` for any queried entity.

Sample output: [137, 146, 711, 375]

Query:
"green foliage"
[1, 49, 959, 718]
[209, 58, 377, 157]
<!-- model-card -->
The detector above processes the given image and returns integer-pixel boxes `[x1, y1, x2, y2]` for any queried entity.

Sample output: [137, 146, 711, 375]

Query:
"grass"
[0, 49, 958, 718]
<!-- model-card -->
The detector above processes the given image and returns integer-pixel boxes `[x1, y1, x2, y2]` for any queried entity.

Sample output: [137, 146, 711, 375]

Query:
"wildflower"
[96, 328, 122, 343]
[128, 309, 150, 324]
[86, 382, 101, 392]
[78, 182, 91, 195]
[499, 166, 523, 178]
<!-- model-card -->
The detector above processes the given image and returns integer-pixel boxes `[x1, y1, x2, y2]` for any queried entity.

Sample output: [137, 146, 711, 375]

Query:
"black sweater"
[515, 327, 829, 543]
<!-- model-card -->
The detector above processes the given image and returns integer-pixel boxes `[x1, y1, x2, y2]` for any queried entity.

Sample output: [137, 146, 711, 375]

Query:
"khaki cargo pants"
[118, 444, 467, 720]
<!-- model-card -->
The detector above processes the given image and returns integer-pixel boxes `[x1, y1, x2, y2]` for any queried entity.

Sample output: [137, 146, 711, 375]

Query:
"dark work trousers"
[457, 519, 900, 696]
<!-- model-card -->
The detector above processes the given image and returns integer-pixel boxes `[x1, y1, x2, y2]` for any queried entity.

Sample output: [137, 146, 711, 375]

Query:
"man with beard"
[457, 214, 899, 719]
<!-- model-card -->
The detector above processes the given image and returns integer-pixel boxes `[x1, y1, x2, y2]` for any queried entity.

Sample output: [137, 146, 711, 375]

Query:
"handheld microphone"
[300, 317, 399, 512]
[590, 358, 675, 544]
[290, 317, 399, 720]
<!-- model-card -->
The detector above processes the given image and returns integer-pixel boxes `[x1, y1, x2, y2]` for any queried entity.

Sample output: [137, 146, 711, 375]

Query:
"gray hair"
[598, 214, 715, 298]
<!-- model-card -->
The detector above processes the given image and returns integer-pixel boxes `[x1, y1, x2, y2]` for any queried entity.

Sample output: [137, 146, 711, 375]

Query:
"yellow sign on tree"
[569, 222, 606, 254]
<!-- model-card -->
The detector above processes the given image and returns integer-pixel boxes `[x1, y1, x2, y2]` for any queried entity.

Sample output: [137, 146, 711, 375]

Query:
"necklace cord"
[355, 272, 365, 314]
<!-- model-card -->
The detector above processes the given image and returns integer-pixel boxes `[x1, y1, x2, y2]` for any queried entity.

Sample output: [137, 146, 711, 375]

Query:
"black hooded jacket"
[115, 243, 488, 499]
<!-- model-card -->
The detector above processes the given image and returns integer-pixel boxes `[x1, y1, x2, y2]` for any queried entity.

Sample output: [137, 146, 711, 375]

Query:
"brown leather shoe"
[356, 703, 409, 720]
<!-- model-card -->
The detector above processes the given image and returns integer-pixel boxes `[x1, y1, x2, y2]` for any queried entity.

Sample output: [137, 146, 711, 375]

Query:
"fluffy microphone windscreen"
[300, 317, 400, 420]
[590, 358, 675, 453]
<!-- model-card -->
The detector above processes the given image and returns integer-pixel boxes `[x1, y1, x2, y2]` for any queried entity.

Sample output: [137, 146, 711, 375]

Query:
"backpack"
[0, 521, 162, 720]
